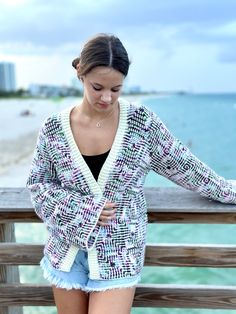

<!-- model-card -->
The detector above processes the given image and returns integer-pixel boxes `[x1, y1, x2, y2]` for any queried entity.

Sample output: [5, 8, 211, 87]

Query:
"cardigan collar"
[60, 98, 129, 196]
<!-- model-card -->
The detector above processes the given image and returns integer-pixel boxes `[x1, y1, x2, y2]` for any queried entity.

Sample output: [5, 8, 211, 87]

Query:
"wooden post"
[0, 223, 23, 314]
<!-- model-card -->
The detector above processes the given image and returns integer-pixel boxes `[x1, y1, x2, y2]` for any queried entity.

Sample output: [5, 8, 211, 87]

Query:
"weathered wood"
[0, 284, 53, 306]
[0, 224, 23, 314]
[145, 244, 236, 267]
[0, 305, 8, 313]
[134, 284, 236, 309]
[1, 211, 236, 224]
[145, 187, 236, 212]
[148, 212, 236, 224]
[1, 187, 236, 223]
[2, 243, 236, 268]
[1, 187, 236, 212]
[1, 283, 236, 309]
[0, 187, 38, 222]
[0, 244, 43, 265]
[0, 257, 9, 314]
[0, 188, 33, 212]
[1, 187, 236, 311]
[0, 213, 40, 223]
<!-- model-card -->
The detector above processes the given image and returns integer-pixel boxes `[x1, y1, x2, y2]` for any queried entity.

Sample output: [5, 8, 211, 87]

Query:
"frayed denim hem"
[42, 268, 139, 292]
[86, 278, 140, 293]
[40, 258, 88, 292]
[40, 256, 141, 292]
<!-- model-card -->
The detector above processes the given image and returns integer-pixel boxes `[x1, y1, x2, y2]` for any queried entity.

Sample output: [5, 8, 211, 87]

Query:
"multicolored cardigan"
[27, 98, 236, 280]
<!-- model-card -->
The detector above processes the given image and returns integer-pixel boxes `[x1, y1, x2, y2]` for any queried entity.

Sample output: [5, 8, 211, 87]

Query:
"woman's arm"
[26, 123, 106, 250]
[148, 111, 236, 204]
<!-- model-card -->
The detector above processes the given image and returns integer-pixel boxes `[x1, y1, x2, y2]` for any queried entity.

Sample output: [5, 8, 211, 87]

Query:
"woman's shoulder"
[39, 106, 71, 135]
[40, 112, 61, 131]
[119, 97, 154, 126]
[119, 97, 152, 115]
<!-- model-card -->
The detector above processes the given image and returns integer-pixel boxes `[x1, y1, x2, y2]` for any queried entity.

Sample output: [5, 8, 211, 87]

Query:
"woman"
[27, 33, 236, 314]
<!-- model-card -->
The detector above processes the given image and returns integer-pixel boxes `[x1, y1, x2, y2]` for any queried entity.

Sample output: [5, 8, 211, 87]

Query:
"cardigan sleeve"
[26, 123, 106, 250]
[147, 111, 236, 204]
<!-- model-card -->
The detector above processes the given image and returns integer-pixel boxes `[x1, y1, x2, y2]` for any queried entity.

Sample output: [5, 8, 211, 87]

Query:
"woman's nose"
[101, 92, 112, 102]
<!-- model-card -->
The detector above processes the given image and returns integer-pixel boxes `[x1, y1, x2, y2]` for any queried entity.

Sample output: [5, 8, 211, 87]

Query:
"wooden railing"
[1, 187, 236, 313]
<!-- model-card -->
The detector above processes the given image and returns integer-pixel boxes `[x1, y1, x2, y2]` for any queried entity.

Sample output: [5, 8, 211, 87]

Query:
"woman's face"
[81, 66, 124, 113]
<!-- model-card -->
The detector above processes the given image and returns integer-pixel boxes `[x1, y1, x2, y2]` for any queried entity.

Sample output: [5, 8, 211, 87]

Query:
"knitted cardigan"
[27, 98, 236, 280]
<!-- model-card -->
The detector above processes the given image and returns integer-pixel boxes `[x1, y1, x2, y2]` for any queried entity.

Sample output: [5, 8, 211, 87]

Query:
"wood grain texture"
[1, 187, 236, 311]
[134, 284, 236, 309]
[145, 244, 236, 267]
[1, 283, 236, 309]
[0, 243, 43, 265]
[1, 187, 236, 223]
[0, 224, 23, 314]
[1, 243, 236, 268]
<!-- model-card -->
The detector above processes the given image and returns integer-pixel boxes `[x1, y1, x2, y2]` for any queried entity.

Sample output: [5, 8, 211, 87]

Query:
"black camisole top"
[82, 150, 110, 181]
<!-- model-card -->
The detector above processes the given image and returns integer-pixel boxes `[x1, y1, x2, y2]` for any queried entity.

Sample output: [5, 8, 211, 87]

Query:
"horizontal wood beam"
[1, 243, 236, 268]
[134, 284, 236, 309]
[1, 187, 236, 213]
[0, 244, 43, 265]
[148, 212, 236, 224]
[1, 283, 236, 309]
[145, 243, 236, 267]
[1, 187, 236, 223]
[1, 212, 236, 224]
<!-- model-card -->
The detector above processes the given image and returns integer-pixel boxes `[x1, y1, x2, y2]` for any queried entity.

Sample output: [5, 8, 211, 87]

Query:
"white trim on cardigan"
[60, 98, 128, 274]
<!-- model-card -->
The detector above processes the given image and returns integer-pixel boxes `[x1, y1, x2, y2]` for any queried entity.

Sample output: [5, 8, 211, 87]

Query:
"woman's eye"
[92, 86, 102, 91]
[92, 85, 120, 92]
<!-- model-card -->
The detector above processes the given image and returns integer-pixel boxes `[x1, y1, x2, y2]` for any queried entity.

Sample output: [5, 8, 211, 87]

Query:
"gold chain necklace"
[95, 108, 116, 128]
[77, 104, 117, 128]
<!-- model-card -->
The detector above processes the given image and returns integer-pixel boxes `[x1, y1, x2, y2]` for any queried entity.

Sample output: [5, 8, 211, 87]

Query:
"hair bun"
[72, 57, 80, 69]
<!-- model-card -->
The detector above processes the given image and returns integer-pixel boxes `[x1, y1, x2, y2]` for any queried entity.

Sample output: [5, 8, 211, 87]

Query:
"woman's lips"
[98, 102, 110, 108]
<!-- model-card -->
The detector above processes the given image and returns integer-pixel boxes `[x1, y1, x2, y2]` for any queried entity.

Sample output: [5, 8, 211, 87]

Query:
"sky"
[0, 0, 236, 93]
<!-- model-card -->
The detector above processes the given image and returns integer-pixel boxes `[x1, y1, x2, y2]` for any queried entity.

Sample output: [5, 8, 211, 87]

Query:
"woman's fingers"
[99, 209, 116, 221]
[102, 208, 116, 216]
[104, 202, 117, 209]
[97, 202, 117, 226]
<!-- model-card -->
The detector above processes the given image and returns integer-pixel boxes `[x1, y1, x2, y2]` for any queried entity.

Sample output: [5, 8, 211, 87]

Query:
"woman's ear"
[75, 62, 80, 71]
[75, 63, 80, 76]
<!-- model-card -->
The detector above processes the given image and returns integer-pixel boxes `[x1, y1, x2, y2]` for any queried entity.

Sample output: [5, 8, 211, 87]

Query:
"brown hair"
[72, 33, 130, 77]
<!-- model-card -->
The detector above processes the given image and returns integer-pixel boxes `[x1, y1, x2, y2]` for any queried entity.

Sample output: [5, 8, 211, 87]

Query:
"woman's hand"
[97, 201, 117, 226]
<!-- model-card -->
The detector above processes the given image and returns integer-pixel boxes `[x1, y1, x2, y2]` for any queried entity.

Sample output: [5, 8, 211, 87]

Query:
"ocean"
[0, 93, 236, 314]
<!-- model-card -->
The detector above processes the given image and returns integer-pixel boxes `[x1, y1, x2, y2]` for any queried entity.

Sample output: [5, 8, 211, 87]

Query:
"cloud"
[1, 0, 236, 52]
[1, 0, 236, 91]
[0, 0, 116, 47]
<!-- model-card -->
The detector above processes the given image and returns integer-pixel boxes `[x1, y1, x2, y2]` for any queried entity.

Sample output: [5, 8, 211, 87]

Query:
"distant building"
[0, 62, 16, 92]
[28, 83, 81, 98]
[124, 85, 142, 94]
[129, 85, 142, 94]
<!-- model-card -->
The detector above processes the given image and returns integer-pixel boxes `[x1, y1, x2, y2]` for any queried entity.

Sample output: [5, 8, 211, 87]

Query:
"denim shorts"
[40, 249, 141, 292]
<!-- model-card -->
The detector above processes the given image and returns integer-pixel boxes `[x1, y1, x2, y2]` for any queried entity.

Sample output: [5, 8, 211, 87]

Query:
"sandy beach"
[0, 132, 37, 187]
[0, 97, 78, 187]
[0, 131, 38, 170]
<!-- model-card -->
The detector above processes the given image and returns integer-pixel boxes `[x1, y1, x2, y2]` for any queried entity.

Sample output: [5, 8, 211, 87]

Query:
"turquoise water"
[16, 93, 236, 313]
[144, 93, 236, 186]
